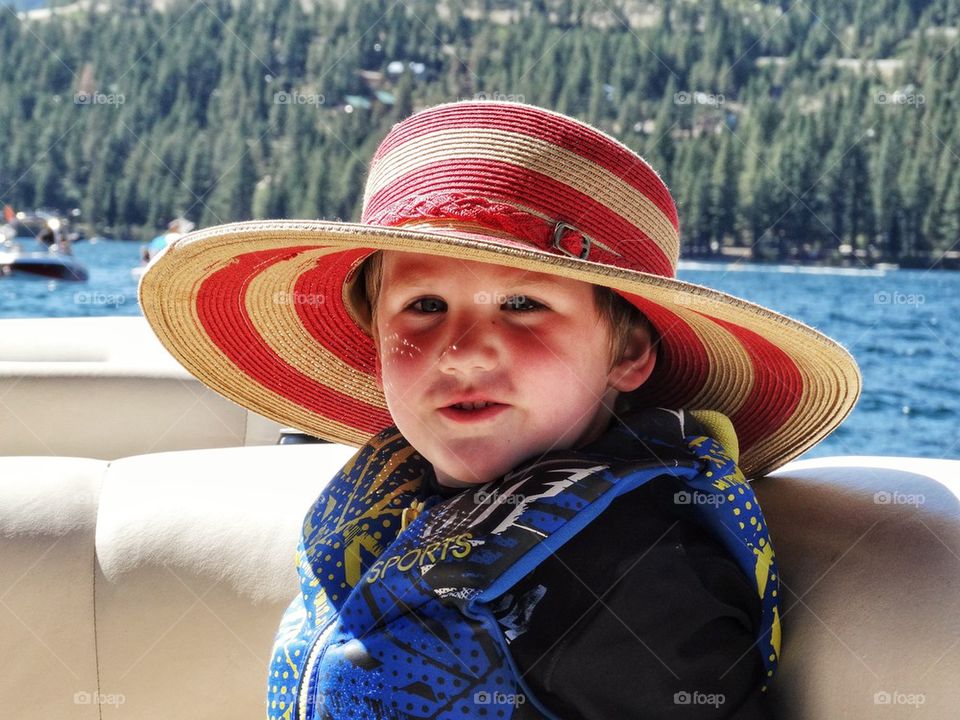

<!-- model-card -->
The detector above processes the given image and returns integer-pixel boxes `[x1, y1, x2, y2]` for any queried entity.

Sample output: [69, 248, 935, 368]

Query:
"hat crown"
[360, 101, 681, 278]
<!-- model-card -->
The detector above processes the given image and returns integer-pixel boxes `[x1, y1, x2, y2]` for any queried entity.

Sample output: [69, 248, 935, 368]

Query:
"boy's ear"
[608, 325, 656, 392]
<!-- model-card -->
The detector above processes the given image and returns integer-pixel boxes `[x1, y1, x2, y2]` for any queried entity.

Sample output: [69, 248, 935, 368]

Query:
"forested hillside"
[2, 0, 960, 265]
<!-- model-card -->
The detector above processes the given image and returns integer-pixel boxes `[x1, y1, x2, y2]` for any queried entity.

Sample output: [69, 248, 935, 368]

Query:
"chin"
[436, 455, 515, 487]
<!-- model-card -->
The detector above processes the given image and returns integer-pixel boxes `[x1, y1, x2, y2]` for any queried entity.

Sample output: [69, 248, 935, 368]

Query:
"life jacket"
[266, 409, 780, 720]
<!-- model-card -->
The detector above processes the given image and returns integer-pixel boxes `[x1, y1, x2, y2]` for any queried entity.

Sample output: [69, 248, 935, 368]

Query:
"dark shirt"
[425, 414, 773, 719]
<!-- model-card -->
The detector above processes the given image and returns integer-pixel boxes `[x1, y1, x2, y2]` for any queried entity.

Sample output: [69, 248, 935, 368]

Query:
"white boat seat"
[0, 317, 285, 458]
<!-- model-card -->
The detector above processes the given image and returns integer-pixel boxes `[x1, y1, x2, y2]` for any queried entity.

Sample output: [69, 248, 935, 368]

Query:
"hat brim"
[138, 219, 861, 478]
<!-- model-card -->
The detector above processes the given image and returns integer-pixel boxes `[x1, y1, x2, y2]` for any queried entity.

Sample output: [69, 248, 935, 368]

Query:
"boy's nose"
[438, 319, 498, 374]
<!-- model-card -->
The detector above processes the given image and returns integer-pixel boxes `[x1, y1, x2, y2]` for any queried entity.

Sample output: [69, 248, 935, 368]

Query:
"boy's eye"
[502, 295, 543, 312]
[406, 295, 544, 313]
[410, 297, 446, 313]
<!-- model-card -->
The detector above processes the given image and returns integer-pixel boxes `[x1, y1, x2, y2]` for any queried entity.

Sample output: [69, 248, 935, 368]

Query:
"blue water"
[2, 240, 957, 462]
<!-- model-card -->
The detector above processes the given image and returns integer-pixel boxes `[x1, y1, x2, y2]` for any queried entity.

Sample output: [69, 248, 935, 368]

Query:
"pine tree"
[709, 129, 738, 249]
[937, 161, 960, 257]
[872, 122, 904, 261]
[646, 78, 678, 176]
[178, 135, 214, 223]
[300, 146, 329, 219]
[898, 149, 928, 261]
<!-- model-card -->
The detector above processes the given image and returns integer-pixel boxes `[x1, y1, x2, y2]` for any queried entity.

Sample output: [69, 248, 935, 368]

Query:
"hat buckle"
[551, 221, 592, 260]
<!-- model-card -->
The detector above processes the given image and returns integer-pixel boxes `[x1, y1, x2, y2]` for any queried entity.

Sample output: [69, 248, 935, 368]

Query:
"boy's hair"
[359, 251, 658, 377]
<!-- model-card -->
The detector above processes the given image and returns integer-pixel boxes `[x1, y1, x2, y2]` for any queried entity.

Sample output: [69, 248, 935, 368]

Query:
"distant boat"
[0, 207, 89, 281]
[132, 217, 195, 280]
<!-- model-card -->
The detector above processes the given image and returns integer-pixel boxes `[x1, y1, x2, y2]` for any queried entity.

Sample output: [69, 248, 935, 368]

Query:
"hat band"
[364, 191, 620, 265]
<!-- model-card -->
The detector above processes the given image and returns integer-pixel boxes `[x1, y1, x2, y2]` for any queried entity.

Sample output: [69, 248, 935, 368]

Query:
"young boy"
[138, 100, 861, 719]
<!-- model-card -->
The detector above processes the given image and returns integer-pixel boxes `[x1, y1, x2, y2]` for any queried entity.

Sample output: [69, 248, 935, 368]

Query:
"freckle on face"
[379, 332, 423, 362]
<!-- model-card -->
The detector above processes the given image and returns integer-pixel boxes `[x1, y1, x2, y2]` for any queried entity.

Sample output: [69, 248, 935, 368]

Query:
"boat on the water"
[0, 207, 89, 281]
[131, 217, 195, 279]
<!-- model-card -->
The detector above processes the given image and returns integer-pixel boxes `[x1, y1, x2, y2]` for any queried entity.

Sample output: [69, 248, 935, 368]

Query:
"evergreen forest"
[2, 0, 960, 266]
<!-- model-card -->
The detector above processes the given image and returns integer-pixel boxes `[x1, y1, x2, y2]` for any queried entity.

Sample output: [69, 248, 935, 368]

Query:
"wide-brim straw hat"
[139, 100, 861, 478]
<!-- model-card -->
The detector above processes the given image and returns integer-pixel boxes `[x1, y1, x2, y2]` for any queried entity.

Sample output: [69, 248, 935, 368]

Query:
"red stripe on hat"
[364, 159, 674, 277]
[617, 294, 711, 409]
[196, 247, 388, 435]
[711, 318, 803, 450]
[295, 248, 378, 375]
[373, 103, 678, 232]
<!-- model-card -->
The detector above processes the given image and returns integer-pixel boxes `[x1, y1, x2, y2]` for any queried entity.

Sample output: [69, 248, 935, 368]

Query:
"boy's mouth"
[449, 400, 497, 410]
[439, 394, 506, 410]
[438, 400, 509, 423]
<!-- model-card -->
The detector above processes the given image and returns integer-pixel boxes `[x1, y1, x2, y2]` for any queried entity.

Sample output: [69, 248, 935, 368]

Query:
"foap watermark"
[674, 690, 725, 708]
[674, 90, 725, 106]
[876, 90, 925, 107]
[74, 691, 125, 707]
[874, 690, 926, 707]
[473, 691, 526, 707]
[473, 291, 528, 305]
[874, 291, 925, 307]
[71, 491, 98, 507]
[674, 293, 724, 311]
[873, 491, 925, 507]
[74, 91, 125, 106]
[472, 91, 525, 103]
[74, 291, 126, 307]
[273, 290, 325, 306]
[474, 489, 525, 506]
[273, 90, 325, 107]
[674, 490, 725, 507]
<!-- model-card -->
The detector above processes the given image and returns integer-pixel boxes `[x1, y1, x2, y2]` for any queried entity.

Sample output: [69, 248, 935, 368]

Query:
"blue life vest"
[267, 411, 780, 720]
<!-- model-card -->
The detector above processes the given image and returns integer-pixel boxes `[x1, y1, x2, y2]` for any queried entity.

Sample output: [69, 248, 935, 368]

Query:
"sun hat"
[138, 100, 861, 478]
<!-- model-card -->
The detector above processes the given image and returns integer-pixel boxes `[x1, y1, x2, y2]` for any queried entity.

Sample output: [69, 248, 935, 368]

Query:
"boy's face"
[372, 251, 655, 488]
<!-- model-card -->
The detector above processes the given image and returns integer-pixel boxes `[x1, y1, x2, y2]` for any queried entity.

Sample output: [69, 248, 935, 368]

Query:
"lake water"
[2, 239, 957, 462]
